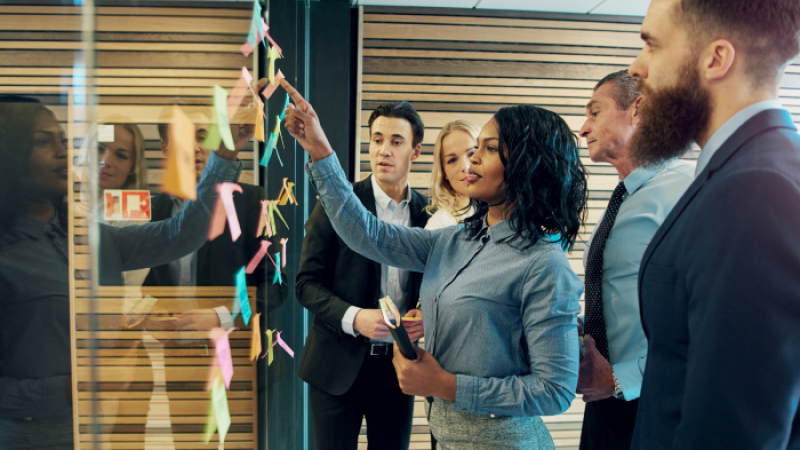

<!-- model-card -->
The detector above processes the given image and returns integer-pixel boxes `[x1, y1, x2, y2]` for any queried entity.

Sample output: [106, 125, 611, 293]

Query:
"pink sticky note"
[272, 331, 294, 358]
[241, 41, 254, 57]
[261, 70, 285, 100]
[208, 183, 243, 242]
[227, 74, 250, 120]
[242, 66, 253, 84]
[245, 240, 271, 274]
[262, 18, 283, 57]
[280, 238, 288, 268]
[209, 327, 237, 389]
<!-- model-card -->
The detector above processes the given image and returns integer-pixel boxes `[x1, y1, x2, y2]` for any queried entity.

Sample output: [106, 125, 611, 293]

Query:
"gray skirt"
[427, 398, 556, 450]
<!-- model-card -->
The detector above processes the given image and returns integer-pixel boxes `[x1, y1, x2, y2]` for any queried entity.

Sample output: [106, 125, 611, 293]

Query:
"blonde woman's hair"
[426, 119, 481, 216]
[76, 120, 149, 214]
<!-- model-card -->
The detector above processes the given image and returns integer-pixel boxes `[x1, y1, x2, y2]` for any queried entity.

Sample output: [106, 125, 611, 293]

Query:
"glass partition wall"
[0, 1, 310, 448]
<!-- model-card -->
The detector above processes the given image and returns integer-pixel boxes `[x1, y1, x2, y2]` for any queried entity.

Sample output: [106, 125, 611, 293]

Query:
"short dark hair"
[676, 0, 800, 83]
[465, 105, 588, 251]
[595, 70, 641, 110]
[367, 101, 424, 147]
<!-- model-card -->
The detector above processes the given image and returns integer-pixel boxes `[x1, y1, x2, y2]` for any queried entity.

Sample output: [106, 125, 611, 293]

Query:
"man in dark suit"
[143, 115, 288, 446]
[627, 0, 800, 448]
[296, 102, 428, 450]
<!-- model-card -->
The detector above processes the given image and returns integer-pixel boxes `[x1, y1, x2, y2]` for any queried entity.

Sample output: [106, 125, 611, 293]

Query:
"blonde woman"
[425, 120, 480, 230]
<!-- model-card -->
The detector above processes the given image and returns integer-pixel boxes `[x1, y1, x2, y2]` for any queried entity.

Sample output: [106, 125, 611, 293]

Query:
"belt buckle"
[370, 344, 388, 355]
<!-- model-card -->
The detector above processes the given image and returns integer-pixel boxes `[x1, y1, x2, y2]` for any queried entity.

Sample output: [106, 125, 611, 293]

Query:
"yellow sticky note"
[266, 329, 274, 366]
[268, 46, 281, 84]
[213, 85, 235, 151]
[162, 105, 197, 200]
[255, 97, 265, 143]
[250, 313, 262, 361]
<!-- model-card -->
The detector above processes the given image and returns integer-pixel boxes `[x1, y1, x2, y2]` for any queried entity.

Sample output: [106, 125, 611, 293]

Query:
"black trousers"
[579, 397, 639, 450]
[309, 353, 414, 450]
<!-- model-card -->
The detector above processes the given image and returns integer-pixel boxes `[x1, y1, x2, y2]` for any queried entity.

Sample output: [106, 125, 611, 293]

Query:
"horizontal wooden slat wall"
[2, 4, 262, 449]
[74, 286, 258, 449]
[0, 4, 257, 188]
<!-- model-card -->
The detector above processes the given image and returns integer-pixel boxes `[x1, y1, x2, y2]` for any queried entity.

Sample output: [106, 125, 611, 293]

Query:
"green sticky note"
[266, 329, 274, 366]
[203, 123, 221, 151]
[203, 395, 217, 443]
[213, 85, 235, 152]
[211, 375, 231, 443]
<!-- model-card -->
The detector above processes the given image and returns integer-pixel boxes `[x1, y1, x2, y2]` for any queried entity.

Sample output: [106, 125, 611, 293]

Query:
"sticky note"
[97, 124, 114, 142]
[260, 132, 277, 167]
[211, 374, 231, 443]
[267, 45, 281, 84]
[270, 201, 289, 231]
[203, 390, 217, 443]
[241, 0, 264, 57]
[210, 328, 235, 390]
[256, 200, 272, 238]
[262, 329, 274, 365]
[236, 266, 252, 326]
[250, 313, 262, 361]
[280, 238, 288, 268]
[276, 177, 298, 206]
[261, 69, 285, 100]
[262, 18, 283, 57]
[279, 93, 290, 121]
[255, 96, 265, 142]
[162, 105, 197, 200]
[272, 253, 282, 285]
[273, 331, 295, 358]
[208, 182, 244, 242]
[245, 240, 271, 274]
[213, 85, 235, 151]
[227, 69, 251, 120]
[242, 66, 253, 84]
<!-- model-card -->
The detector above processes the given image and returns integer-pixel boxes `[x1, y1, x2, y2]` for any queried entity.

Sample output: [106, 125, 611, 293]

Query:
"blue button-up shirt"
[307, 154, 582, 417]
[696, 100, 785, 178]
[583, 158, 695, 400]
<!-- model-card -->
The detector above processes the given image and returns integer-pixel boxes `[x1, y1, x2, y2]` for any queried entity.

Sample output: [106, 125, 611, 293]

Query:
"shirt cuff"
[213, 306, 234, 330]
[206, 150, 243, 181]
[453, 374, 479, 413]
[612, 356, 645, 401]
[342, 306, 362, 337]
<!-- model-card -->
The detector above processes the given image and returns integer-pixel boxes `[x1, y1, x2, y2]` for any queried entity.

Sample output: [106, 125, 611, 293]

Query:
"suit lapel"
[638, 109, 797, 309]
[353, 176, 381, 297]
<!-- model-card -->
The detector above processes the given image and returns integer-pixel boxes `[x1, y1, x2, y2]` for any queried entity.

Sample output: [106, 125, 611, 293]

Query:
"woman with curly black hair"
[282, 79, 587, 449]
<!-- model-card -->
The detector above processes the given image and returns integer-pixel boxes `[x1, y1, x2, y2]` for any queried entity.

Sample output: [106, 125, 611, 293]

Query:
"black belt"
[368, 343, 392, 356]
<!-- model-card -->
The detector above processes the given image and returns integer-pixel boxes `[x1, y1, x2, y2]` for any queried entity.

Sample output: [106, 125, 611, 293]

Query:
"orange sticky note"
[255, 96, 265, 142]
[162, 105, 197, 200]
[276, 177, 298, 206]
[250, 313, 262, 361]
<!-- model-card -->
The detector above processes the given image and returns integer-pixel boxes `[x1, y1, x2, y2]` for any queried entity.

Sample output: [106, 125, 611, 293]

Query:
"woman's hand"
[217, 78, 268, 161]
[402, 308, 424, 341]
[392, 344, 456, 401]
[279, 78, 334, 161]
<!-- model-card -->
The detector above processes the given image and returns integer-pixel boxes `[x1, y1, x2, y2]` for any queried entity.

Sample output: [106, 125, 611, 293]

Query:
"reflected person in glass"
[282, 79, 587, 450]
[0, 95, 245, 450]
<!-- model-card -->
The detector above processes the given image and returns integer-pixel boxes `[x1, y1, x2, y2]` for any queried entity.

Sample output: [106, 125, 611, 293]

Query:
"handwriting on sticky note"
[250, 313, 262, 361]
[209, 327, 236, 389]
[208, 182, 243, 242]
[213, 85, 235, 151]
[273, 331, 295, 358]
[211, 373, 231, 443]
[236, 266, 252, 326]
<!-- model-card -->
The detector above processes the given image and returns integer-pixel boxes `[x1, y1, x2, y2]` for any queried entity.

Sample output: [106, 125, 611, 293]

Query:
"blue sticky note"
[236, 266, 251, 326]
[246, 0, 263, 47]
[260, 133, 277, 166]
[272, 253, 282, 285]
[278, 93, 290, 121]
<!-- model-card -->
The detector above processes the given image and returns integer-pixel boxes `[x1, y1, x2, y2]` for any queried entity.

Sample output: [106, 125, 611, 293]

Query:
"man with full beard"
[628, 0, 800, 448]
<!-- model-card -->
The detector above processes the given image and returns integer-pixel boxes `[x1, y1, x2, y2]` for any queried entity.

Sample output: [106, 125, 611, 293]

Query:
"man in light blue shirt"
[576, 70, 694, 450]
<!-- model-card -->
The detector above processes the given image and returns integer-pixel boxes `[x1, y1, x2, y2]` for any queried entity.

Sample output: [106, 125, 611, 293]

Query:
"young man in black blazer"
[628, 1, 800, 448]
[296, 102, 428, 450]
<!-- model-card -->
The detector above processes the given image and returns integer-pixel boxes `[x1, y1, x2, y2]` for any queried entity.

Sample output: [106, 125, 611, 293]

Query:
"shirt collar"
[695, 100, 784, 178]
[15, 209, 66, 239]
[370, 174, 411, 211]
[469, 215, 516, 243]
[622, 160, 671, 195]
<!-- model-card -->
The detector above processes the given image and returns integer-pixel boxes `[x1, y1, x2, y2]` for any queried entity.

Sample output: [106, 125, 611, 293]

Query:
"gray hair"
[594, 70, 641, 110]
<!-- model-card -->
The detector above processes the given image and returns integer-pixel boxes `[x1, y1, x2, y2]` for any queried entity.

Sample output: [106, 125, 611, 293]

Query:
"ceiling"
[352, 0, 650, 16]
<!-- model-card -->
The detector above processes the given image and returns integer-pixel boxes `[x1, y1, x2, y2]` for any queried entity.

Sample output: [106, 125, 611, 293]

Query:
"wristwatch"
[612, 371, 624, 400]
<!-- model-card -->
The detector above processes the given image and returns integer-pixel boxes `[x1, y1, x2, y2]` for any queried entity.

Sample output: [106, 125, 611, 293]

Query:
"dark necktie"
[584, 181, 626, 360]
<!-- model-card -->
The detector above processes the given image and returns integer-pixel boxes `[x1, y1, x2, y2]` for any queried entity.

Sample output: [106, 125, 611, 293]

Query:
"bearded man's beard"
[631, 60, 712, 168]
